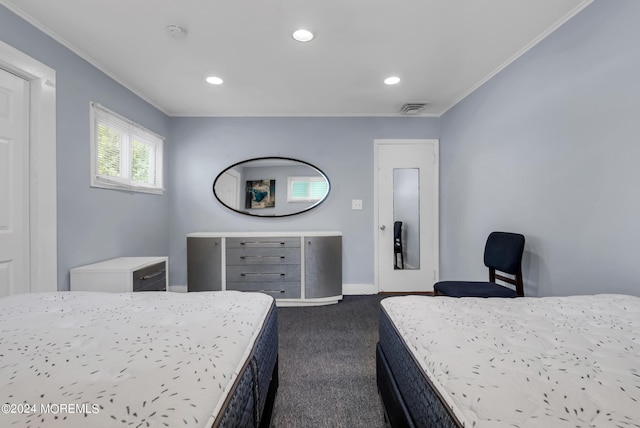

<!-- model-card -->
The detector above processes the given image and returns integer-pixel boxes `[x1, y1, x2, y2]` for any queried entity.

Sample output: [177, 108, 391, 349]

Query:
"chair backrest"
[483, 231, 525, 296]
[393, 222, 403, 250]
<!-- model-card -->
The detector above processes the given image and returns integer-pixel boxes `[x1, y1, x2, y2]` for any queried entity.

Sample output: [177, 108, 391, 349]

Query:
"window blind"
[91, 103, 164, 194]
[288, 176, 328, 202]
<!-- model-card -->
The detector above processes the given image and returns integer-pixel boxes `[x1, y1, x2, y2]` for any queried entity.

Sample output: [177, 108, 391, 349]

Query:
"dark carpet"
[271, 295, 388, 428]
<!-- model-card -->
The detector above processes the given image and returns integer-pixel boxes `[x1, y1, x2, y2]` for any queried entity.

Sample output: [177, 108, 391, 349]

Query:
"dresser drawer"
[226, 264, 301, 283]
[226, 282, 301, 299]
[133, 261, 167, 292]
[226, 247, 301, 265]
[226, 237, 300, 249]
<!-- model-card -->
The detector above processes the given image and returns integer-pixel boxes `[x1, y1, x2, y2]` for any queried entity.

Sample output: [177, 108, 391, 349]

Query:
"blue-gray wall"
[0, 5, 171, 290]
[440, 0, 640, 296]
[3, 0, 639, 296]
[168, 117, 439, 287]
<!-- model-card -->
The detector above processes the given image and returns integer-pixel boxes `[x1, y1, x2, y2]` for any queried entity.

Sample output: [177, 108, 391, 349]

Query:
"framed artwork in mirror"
[245, 179, 275, 209]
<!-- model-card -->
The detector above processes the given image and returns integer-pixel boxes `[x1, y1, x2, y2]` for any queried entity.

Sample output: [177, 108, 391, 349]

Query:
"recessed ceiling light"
[292, 29, 314, 42]
[206, 76, 223, 85]
[384, 76, 401, 85]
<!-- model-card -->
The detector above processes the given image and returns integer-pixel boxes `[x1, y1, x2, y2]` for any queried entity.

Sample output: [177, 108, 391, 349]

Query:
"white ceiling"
[2, 0, 591, 117]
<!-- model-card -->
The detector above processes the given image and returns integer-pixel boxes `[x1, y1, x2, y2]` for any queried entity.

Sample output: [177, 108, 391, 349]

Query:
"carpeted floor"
[271, 295, 388, 428]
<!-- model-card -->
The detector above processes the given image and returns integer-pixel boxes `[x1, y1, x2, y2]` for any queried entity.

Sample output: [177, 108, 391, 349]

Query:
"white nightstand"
[70, 257, 168, 292]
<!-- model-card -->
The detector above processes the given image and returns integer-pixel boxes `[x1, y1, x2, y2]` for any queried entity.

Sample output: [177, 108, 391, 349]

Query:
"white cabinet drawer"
[132, 262, 167, 292]
[70, 257, 168, 292]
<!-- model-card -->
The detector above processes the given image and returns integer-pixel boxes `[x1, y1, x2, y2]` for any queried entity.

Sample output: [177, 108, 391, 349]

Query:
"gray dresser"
[187, 232, 342, 306]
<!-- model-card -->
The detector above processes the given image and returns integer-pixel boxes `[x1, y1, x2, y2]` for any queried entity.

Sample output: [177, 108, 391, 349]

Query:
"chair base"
[434, 281, 518, 298]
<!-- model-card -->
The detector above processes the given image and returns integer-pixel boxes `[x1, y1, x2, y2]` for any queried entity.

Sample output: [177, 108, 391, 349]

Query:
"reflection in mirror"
[393, 168, 420, 269]
[213, 157, 330, 217]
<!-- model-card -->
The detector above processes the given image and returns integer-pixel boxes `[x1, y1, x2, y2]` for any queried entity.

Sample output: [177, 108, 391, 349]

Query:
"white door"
[216, 169, 241, 210]
[375, 140, 439, 292]
[0, 68, 30, 297]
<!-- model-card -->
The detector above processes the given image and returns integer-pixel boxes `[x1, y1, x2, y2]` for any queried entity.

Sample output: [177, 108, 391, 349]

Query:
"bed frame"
[376, 305, 461, 428]
[214, 302, 279, 428]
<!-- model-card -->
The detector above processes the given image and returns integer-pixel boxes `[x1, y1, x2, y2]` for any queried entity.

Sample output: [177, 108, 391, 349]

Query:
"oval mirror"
[213, 157, 330, 217]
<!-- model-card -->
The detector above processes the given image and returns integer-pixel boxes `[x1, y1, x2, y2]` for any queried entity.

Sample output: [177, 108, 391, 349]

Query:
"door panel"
[376, 140, 438, 292]
[0, 69, 29, 297]
[216, 169, 241, 210]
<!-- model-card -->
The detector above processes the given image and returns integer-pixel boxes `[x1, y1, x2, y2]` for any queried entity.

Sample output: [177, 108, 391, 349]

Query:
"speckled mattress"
[0, 291, 278, 428]
[377, 294, 640, 427]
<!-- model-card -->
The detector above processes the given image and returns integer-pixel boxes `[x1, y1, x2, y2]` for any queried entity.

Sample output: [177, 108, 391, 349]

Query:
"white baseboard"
[170, 283, 378, 295]
[342, 283, 378, 295]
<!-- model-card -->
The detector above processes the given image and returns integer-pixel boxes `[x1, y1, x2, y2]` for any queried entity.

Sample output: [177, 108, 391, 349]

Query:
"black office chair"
[434, 232, 525, 297]
[394, 221, 404, 269]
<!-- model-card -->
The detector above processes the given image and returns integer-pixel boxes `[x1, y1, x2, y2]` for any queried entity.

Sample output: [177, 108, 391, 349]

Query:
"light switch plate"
[352, 199, 363, 210]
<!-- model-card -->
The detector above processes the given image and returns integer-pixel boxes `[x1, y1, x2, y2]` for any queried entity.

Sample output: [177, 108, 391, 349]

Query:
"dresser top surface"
[188, 231, 342, 238]
[70, 257, 167, 273]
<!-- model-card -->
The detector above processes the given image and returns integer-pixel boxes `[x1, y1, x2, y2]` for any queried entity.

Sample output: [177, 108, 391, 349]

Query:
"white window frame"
[90, 102, 164, 194]
[287, 176, 328, 202]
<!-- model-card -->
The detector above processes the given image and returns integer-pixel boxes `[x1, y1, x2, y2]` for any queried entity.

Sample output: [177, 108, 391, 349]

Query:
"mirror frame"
[213, 156, 331, 217]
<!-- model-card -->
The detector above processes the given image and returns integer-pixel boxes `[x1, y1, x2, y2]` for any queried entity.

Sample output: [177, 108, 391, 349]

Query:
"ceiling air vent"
[400, 103, 428, 115]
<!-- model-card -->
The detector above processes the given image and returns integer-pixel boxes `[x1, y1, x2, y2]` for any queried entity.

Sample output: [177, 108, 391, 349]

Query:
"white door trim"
[373, 139, 439, 292]
[0, 39, 57, 292]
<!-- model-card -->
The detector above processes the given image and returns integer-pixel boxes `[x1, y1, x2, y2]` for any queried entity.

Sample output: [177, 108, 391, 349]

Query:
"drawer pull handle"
[240, 273, 285, 277]
[140, 270, 166, 280]
[260, 290, 286, 294]
[240, 256, 285, 260]
[240, 241, 286, 246]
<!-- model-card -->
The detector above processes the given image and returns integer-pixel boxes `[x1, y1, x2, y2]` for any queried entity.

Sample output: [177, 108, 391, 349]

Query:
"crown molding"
[440, 0, 594, 116]
[0, 0, 171, 116]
